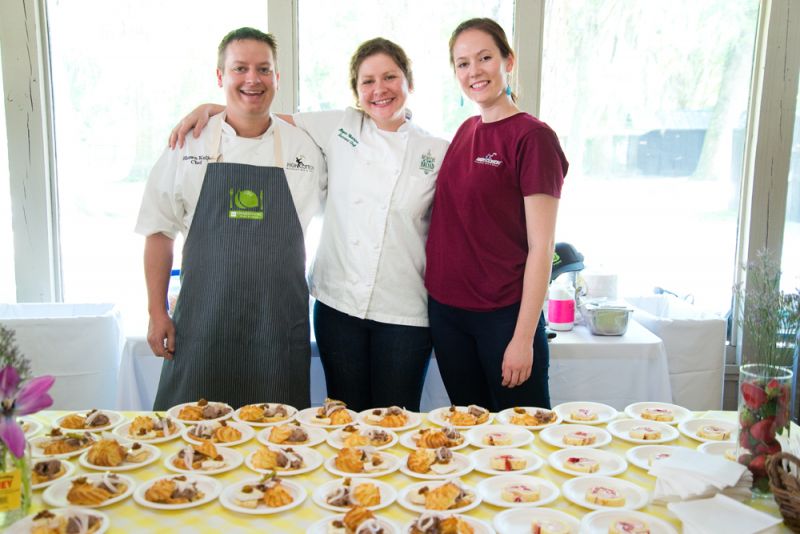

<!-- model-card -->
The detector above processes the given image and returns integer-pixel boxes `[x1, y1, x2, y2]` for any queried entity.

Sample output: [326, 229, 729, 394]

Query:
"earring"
[506, 84, 511, 96]
[459, 94, 464, 107]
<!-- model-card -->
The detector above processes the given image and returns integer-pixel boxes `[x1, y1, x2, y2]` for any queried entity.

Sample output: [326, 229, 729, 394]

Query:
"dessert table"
[116, 319, 672, 412]
[21, 409, 789, 533]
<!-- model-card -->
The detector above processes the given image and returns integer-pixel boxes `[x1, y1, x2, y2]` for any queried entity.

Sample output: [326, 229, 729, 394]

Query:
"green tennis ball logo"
[235, 189, 259, 209]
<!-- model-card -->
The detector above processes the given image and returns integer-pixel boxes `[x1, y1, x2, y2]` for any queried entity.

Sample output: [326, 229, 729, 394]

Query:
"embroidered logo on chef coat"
[286, 155, 315, 173]
[228, 188, 264, 220]
[183, 155, 213, 165]
[474, 152, 502, 167]
[419, 150, 436, 175]
[337, 128, 359, 147]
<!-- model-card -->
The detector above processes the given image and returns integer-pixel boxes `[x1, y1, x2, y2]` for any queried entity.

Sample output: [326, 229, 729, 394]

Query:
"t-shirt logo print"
[419, 150, 436, 175]
[228, 187, 264, 220]
[474, 152, 503, 167]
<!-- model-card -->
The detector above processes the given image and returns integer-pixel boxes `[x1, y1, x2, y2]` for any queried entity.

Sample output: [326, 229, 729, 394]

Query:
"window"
[45, 0, 267, 330]
[0, 49, 14, 302]
[541, 0, 760, 313]
[782, 93, 800, 291]
[297, 0, 515, 139]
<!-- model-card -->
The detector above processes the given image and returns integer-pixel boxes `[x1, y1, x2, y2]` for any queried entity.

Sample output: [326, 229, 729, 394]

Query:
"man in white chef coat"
[135, 27, 325, 409]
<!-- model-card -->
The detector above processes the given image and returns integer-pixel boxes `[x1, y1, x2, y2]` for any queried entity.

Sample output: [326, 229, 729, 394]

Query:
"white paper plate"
[323, 451, 401, 478]
[296, 407, 359, 428]
[164, 446, 243, 475]
[477, 474, 560, 508]
[256, 424, 327, 448]
[561, 476, 649, 511]
[398, 428, 469, 451]
[232, 403, 298, 427]
[471, 448, 544, 476]
[697, 440, 738, 461]
[311, 478, 398, 512]
[54, 411, 124, 433]
[396, 480, 481, 514]
[553, 402, 619, 425]
[399, 452, 473, 479]
[465, 425, 534, 449]
[166, 401, 234, 424]
[43, 473, 136, 508]
[182, 420, 254, 447]
[244, 446, 323, 476]
[219, 477, 306, 515]
[494, 508, 580, 534]
[30, 434, 96, 459]
[548, 447, 628, 477]
[6, 508, 109, 534]
[79, 442, 161, 471]
[326, 425, 398, 451]
[20, 417, 43, 438]
[581, 509, 679, 534]
[112, 417, 185, 444]
[31, 459, 76, 490]
[538, 424, 612, 449]
[133, 474, 222, 510]
[624, 402, 691, 425]
[309, 515, 400, 534]
[427, 406, 494, 429]
[606, 419, 680, 444]
[357, 408, 423, 432]
[678, 418, 736, 442]
[625, 445, 683, 472]
[404, 514, 494, 534]
[496, 407, 562, 430]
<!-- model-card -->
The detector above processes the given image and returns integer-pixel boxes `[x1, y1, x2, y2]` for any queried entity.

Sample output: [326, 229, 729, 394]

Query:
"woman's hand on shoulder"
[501, 336, 533, 388]
[168, 103, 226, 149]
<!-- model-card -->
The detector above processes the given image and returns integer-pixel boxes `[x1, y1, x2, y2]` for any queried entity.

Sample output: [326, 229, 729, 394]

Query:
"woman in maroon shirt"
[425, 18, 568, 411]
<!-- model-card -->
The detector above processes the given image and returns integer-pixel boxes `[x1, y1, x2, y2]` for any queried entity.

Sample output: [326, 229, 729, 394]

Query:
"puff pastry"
[407, 448, 437, 473]
[268, 424, 308, 445]
[41, 429, 95, 456]
[445, 405, 489, 426]
[30, 509, 103, 534]
[145, 476, 203, 504]
[263, 479, 294, 507]
[352, 483, 381, 507]
[87, 439, 127, 467]
[178, 404, 204, 421]
[510, 407, 556, 426]
[59, 414, 86, 429]
[335, 447, 365, 473]
[342, 505, 376, 532]
[409, 513, 475, 534]
[66, 476, 126, 506]
[212, 422, 242, 443]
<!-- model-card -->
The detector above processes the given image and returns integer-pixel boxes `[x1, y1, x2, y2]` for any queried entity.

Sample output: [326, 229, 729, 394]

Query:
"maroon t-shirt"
[425, 113, 568, 311]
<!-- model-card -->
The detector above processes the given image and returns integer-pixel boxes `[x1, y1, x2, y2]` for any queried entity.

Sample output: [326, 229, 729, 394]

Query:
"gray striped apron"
[153, 121, 311, 410]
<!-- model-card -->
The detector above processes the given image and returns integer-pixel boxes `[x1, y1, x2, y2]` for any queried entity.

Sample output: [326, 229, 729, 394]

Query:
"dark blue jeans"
[428, 296, 550, 412]
[313, 300, 432, 412]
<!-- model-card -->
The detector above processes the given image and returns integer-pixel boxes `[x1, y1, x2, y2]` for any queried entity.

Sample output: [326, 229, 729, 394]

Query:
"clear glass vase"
[0, 440, 32, 527]
[737, 363, 793, 496]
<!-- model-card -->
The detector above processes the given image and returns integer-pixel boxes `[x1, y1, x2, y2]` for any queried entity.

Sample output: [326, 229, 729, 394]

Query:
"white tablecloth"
[118, 319, 670, 411]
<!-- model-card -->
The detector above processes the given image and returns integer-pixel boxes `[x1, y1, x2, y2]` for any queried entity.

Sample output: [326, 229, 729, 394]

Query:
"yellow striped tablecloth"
[23, 410, 790, 533]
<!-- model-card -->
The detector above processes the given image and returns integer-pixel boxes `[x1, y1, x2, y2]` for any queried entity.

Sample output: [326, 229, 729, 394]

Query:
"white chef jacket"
[294, 107, 449, 327]
[136, 113, 326, 239]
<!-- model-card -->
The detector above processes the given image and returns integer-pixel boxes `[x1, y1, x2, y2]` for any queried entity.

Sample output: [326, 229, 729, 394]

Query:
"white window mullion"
[513, 0, 545, 117]
[268, 0, 299, 113]
[0, 0, 61, 302]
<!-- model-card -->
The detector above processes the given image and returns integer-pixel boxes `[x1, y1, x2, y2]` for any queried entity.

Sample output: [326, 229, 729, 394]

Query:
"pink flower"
[0, 365, 54, 458]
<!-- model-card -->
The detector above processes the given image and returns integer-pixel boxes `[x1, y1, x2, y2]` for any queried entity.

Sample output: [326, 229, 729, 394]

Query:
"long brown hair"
[349, 38, 414, 102]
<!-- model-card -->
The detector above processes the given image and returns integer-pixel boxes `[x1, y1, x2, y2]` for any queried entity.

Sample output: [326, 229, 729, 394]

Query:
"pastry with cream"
[232, 474, 293, 509]
[563, 456, 600, 473]
[697, 425, 731, 440]
[640, 407, 673, 422]
[570, 407, 598, 422]
[563, 430, 596, 446]
[532, 519, 571, 534]
[315, 398, 353, 425]
[647, 451, 671, 466]
[482, 431, 513, 446]
[585, 485, 625, 506]
[629, 426, 661, 440]
[501, 483, 539, 503]
[608, 518, 650, 533]
[489, 453, 527, 471]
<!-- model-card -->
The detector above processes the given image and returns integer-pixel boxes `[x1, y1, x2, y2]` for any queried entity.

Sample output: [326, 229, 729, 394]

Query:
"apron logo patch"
[337, 128, 359, 147]
[286, 155, 315, 173]
[419, 150, 436, 175]
[229, 188, 264, 220]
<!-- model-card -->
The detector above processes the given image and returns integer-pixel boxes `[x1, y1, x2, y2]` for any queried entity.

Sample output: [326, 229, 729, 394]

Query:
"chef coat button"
[352, 239, 359, 246]
[380, 204, 387, 210]
[354, 198, 363, 204]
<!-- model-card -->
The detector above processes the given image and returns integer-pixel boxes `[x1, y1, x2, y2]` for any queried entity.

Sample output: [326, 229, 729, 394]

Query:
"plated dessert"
[477, 475, 560, 508]
[586, 486, 625, 507]
[677, 418, 735, 443]
[246, 445, 323, 476]
[43, 473, 133, 508]
[117, 414, 181, 442]
[331, 425, 395, 449]
[440, 405, 490, 427]
[563, 430, 597, 446]
[360, 406, 412, 428]
[493, 508, 580, 534]
[31, 459, 74, 490]
[80, 438, 157, 470]
[221, 473, 305, 514]
[554, 402, 618, 426]
[266, 422, 314, 446]
[24, 508, 107, 534]
[406, 480, 477, 511]
[170, 442, 226, 471]
[471, 447, 544, 476]
[465, 425, 534, 449]
[325, 478, 382, 508]
[624, 402, 690, 425]
[235, 403, 296, 425]
[408, 512, 476, 534]
[404, 427, 466, 450]
[183, 419, 251, 445]
[311, 398, 354, 426]
[143, 475, 205, 505]
[581, 509, 679, 534]
[548, 447, 628, 478]
[56, 410, 121, 432]
[508, 407, 558, 427]
[326, 506, 386, 534]
[562, 476, 649, 511]
[332, 447, 389, 475]
[32, 429, 96, 458]
[606, 420, 678, 444]
[169, 399, 232, 423]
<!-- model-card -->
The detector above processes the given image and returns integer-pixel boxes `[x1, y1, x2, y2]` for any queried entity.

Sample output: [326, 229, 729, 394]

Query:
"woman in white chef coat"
[171, 38, 449, 412]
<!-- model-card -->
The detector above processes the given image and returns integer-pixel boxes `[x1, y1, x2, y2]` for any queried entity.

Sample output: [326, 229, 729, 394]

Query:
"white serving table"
[117, 319, 670, 411]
